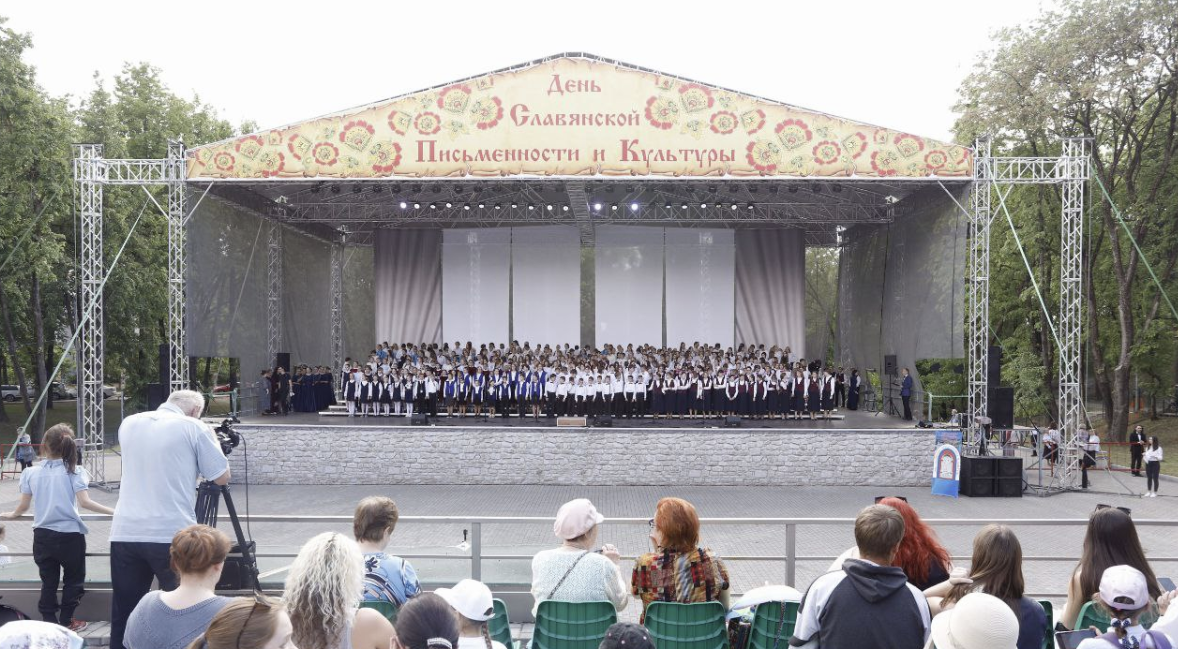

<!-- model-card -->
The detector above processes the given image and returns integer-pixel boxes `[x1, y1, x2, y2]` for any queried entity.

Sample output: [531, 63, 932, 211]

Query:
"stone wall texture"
[229, 425, 935, 487]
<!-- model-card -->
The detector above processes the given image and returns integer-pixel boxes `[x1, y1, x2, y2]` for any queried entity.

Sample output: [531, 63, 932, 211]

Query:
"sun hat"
[435, 579, 495, 621]
[929, 592, 1018, 649]
[598, 623, 655, 649]
[553, 499, 605, 540]
[1099, 565, 1150, 610]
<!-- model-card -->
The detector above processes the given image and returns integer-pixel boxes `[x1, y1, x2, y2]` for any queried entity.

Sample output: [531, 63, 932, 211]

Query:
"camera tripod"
[195, 481, 260, 591]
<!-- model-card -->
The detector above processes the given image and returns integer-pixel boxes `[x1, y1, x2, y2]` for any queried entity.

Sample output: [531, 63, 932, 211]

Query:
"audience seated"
[531, 499, 629, 615]
[436, 579, 508, 649]
[792, 504, 930, 649]
[285, 532, 394, 649]
[390, 593, 461, 649]
[124, 525, 235, 649]
[927, 592, 1019, 649]
[353, 496, 421, 606]
[1061, 507, 1163, 629]
[1075, 565, 1174, 649]
[631, 497, 730, 621]
[828, 497, 952, 591]
[599, 623, 657, 649]
[924, 524, 1046, 649]
[0, 620, 86, 648]
[184, 596, 294, 649]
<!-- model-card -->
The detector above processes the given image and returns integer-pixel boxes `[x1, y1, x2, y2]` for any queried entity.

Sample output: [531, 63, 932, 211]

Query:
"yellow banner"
[188, 57, 971, 180]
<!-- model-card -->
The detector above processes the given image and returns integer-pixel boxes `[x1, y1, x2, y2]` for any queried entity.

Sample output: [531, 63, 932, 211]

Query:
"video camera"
[213, 417, 241, 456]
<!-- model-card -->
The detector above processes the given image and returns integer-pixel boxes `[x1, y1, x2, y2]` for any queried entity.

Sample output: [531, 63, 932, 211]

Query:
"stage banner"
[189, 57, 972, 180]
[665, 229, 735, 346]
[511, 226, 581, 346]
[596, 225, 664, 348]
[931, 429, 963, 498]
[442, 229, 510, 344]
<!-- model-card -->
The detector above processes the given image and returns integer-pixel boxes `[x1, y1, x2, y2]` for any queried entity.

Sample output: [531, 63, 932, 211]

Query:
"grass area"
[1096, 412, 1177, 476]
[0, 394, 234, 446]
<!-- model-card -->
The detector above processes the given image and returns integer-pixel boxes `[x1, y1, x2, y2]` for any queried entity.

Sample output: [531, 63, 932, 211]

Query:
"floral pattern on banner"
[187, 56, 971, 179]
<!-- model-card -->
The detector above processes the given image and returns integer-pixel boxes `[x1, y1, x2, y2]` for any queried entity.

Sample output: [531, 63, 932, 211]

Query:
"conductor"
[900, 367, 914, 421]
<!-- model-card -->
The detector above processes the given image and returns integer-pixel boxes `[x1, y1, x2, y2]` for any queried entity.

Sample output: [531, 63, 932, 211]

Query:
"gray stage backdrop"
[374, 229, 443, 345]
[735, 229, 807, 356]
[837, 185, 967, 393]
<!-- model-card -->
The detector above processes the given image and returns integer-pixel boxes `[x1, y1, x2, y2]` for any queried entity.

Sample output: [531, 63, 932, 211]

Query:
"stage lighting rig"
[630, 203, 639, 212]
[330, 185, 340, 194]
[413, 202, 421, 209]
[593, 202, 602, 211]
[747, 203, 755, 210]
[788, 185, 799, 193]
[445, 202, 453, 208]
[400, 201, 408, 209]
[429, 203, 436, 209]
[478, 202, 485, 208]
[832, 185, 842, 193]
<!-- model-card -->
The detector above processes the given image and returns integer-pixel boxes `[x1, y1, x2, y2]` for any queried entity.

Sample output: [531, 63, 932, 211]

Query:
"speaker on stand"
[275, 352, 291, 372]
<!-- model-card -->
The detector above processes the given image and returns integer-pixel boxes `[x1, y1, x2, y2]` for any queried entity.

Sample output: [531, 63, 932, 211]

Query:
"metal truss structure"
[967, 137, 1090, 492]
[330, 233, 345, 371]
[167, 142, 188, 392]
[266, 220, 284, 369]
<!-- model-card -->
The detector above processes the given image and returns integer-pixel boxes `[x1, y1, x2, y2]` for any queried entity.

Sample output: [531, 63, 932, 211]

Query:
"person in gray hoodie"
[790, 505, 931, 649]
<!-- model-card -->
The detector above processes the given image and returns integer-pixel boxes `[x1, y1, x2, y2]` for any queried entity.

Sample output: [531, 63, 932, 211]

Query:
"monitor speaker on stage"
[995, 456, 1022, 478]
[411, 413, 429, 426]
[884, 355, 898, 376]
[988, 387, 1015, 430]
[158, 344, 170, 386]
[987, 345, 1003, 391]
[594, 415, 613, 428]
[724, 416, 742, 428]
[995, 477, 1024, 498]
[275, 352, 291, 372]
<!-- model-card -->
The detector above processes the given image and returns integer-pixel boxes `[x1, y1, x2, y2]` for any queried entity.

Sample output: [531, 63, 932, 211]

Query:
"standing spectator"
[925, 525, 1046, 649]
[900, 367, 914, 421]
[1144, 436, 1163, 497]
[124, 525, 234, 649]
[259, 370, 273, 415]
[632, 497, 729, 621]
[791, 505, 930, 649]
[2, 424, 115, 631]
[183, 595, 295, 649]
[1080, 427, 1100, 490]
[353, 496, 421, 606]
[108, 390, 230, 649]
[531, 499, 628, 616]
[285, 532, 394, 649]
[1060, 507, 1162, 629]
[1129, 425, 1147, 477]
[15, 429, 36, 471]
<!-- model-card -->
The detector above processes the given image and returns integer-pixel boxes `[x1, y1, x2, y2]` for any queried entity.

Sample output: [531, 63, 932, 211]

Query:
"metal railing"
[2, 515, 1177, 597]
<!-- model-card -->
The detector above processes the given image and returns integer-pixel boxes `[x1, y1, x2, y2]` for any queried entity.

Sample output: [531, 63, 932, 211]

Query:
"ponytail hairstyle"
[43, 424, 78, 474]
[184, 595, 285, 649]
[1093, 592, 1149, 644]
[481, 620, 494, 649]
[394, 593, 461, 649]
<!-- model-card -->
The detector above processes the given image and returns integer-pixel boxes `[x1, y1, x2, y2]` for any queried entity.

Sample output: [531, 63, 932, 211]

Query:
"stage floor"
[238, 407, 917, 430]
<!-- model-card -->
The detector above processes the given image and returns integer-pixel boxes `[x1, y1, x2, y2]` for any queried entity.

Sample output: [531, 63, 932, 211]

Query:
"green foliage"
[914, 358, 966, 420]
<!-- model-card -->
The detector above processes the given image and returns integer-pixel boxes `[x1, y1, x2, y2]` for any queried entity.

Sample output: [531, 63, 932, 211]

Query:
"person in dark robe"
[807, 374, 821, 419]
[847, 368, 861, 410]
[272, 366, 290, 415]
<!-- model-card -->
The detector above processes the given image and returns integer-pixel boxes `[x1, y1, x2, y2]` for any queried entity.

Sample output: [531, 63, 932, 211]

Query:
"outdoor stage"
[228, 411, 934, 487]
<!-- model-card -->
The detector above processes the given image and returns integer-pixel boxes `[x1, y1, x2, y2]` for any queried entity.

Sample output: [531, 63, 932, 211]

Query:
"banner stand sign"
[931, 429, 963, 498]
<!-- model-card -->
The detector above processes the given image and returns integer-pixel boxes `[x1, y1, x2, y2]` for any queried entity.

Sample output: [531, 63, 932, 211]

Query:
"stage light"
[528, 204, 535, 210]
[681, 204, 688, 209]
[593, 202, 602, 211]
[561, 205, 569, 211]
[445, 202, 453, 208]
[511, 202, 518, 208]
[310, 185, 321, 194]
[788, 185, 799, 193]
[630, 202, 639, 211]
[747, 203, 755, 210]
[400, 201, 407, 209]
[413, 202, 421, 209]
[495, 203, 502, 210]
[547, 204, 553, 211]
[391, 184, 402, 193]
[664, 203, 673, 209]
[411, 184, 422, 193]
[431, 185, 441, 194]
[832, 185, 843, 193]
[330, 185, 340, 194]
[429, 203, 437, 209]
[749, 185, 758, 193]
[373, 185, 383, 193]
[731, 204, 738, 211]
[708, 185, 717, 193]
[352, 185, 361, 194]
[700, 203, 707, 208]
[478, 202, 485, 208]
[463, 204, 471, 210]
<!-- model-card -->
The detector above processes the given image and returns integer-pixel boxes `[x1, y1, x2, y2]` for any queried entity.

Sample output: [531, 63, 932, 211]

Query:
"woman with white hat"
[530, 499, 629, 616]
[436, 579, 508, 649]
[926, 592, 1019, 649]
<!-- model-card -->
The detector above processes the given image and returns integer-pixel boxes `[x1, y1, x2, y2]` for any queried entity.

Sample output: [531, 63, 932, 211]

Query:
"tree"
[955, 0, 1178, 439]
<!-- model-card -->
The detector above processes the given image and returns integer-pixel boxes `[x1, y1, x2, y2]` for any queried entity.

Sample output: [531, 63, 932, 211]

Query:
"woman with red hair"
[828, 497, 952, 590]
[631, 497, 730, 621]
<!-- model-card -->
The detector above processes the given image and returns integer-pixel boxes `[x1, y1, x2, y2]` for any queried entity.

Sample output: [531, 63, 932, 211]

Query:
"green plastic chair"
[532, 601, 618, 649]
[747, 601, 800, 649]
[643, 602, 729, 649]
[1075, 600, 1157, 631]
[489, 598, 514, 649]
[360, 599, 399, 624]
[1037, 601, 1052, 649]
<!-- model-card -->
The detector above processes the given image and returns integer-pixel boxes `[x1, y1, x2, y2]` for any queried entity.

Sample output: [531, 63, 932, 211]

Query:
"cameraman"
[109, 389, 230, 649]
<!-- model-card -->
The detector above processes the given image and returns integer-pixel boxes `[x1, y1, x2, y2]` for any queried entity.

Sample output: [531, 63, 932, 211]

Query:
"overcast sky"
[7, 0, 1053, 144]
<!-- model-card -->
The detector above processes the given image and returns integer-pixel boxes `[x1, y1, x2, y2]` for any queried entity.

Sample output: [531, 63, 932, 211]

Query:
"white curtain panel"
[374, 229, 442, 344]
[594, 225, 664, 348]
[442, 228, 510, 345]
[511, 226, 581, 346]
[665, 228, 735, 346]
[735, 228, 806, 355]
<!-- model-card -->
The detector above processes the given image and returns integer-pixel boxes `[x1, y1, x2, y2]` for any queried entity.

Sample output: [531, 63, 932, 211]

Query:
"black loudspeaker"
[146, 383, 168, 411]
[884, 355, 898, 376]
[962, 455, 996, 478]
[217, 541, 258, 590]
[724, 416, 742, 428]
[275, 352, 291, 372]
[962, 478, 994, 497]
[995, 477, 1024, 497]
[995, 456, 1022, 478]
[987, 345, 1003, 391]
[410, 413, 429, 426]
[594, 415, 613, 427]
[158, 344, 170, 386]
[988, 387, 1015, 430]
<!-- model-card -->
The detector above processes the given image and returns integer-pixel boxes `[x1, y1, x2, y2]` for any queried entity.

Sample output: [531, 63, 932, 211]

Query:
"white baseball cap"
[553, 499, 605, 540]
[930, 592, 1018, 649]
[1099, 565, 1150, 610]
[435, 579, 495, 621]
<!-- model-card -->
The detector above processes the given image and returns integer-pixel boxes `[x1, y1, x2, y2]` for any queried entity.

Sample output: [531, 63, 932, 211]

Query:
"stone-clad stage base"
[229, 423, 935, 486]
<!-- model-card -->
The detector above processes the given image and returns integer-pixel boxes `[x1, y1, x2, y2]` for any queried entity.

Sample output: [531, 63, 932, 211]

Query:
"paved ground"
[2, 456, 1172, 622]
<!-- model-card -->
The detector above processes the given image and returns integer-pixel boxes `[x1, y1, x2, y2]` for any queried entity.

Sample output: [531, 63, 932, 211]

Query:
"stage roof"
[188, 53, 972, 181]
